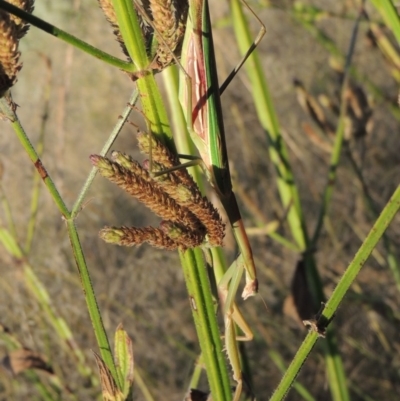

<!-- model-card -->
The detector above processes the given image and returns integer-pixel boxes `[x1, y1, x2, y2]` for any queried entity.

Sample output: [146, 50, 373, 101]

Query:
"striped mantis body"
[176, 1, 266, 399]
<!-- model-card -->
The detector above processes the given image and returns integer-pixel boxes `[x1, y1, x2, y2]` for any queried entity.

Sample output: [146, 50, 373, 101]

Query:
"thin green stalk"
[0, 97, 119, 387]
[0, 97, 70, 219]
[71, 89, 139, 217]
[180, 249, 232, 401]
[188, 353, 205, 392]
[66, 219, 120, 387]
[229, 0, 317, 297]
[369, 0, 400, 44]
[0, 0, 133, 72]
[311, 6, 363, 248]
[134, 368, 155, 401]
[0, 185, 17, 240]
[321, 185, 400, 321]
[230, 0, 307, 252]
[112, 0, 148, 70]
[111, 0, 173, 147]
[271, 184, 400, 399]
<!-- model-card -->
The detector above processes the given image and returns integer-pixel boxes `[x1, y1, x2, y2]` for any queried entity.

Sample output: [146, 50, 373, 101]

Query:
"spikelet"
[148, 0, 188, 70]
[6, 0, 35, 39]
[100, 226, 182, 250]
[137, 131, 196, 189]
[160, 220, 205, 248]
[0, 11, 21, 96]
[97, 0, 130, 59]
[0, 1, 34, 96]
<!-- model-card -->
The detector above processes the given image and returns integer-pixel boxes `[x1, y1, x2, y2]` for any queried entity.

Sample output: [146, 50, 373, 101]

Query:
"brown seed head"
[99, 225, 181, 250]
[111, 150, 153, 183]
[91, 154, 203, 232]
[151, 171, 223, 245]
[6, 0, 35, 39]
[0, 11, 22, 96]
[148, 0, 188, 70]
[136, 133, 225, 247]
[97, 0, 130, 59]
[160, 220, 205, 248]
[137, 131, 197, 189]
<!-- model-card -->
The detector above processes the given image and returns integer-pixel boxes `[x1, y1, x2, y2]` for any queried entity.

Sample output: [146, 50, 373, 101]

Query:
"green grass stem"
[0, 96, 119, 388]
[230, 0, 307, 252]
[66, 219, 120, 387]
[271, 184, 400, 399]
[310, 6, 363, 247]
[180, 248, 232, 401]
[111, 0, 173, 148]
[369, 0, 400, 44]
[0, 0, 133, 72]
[321, 185, 400, 321]
[0, 97, 70, 219]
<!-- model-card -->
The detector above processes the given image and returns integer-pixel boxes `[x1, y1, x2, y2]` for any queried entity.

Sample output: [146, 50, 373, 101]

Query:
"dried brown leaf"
[185, 388, 211, 401]
[1, 348, 53, 375]
[93, 352, 124, 401]
[288, 258, 316, 322]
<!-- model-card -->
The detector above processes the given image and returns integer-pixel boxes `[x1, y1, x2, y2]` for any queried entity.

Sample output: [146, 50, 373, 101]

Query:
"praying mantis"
[174, 0, 266, 399]
[107, 0, 266, 398]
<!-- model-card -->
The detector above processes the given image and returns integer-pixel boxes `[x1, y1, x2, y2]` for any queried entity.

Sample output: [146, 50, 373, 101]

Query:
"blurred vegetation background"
[1, 0, 400, 400]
